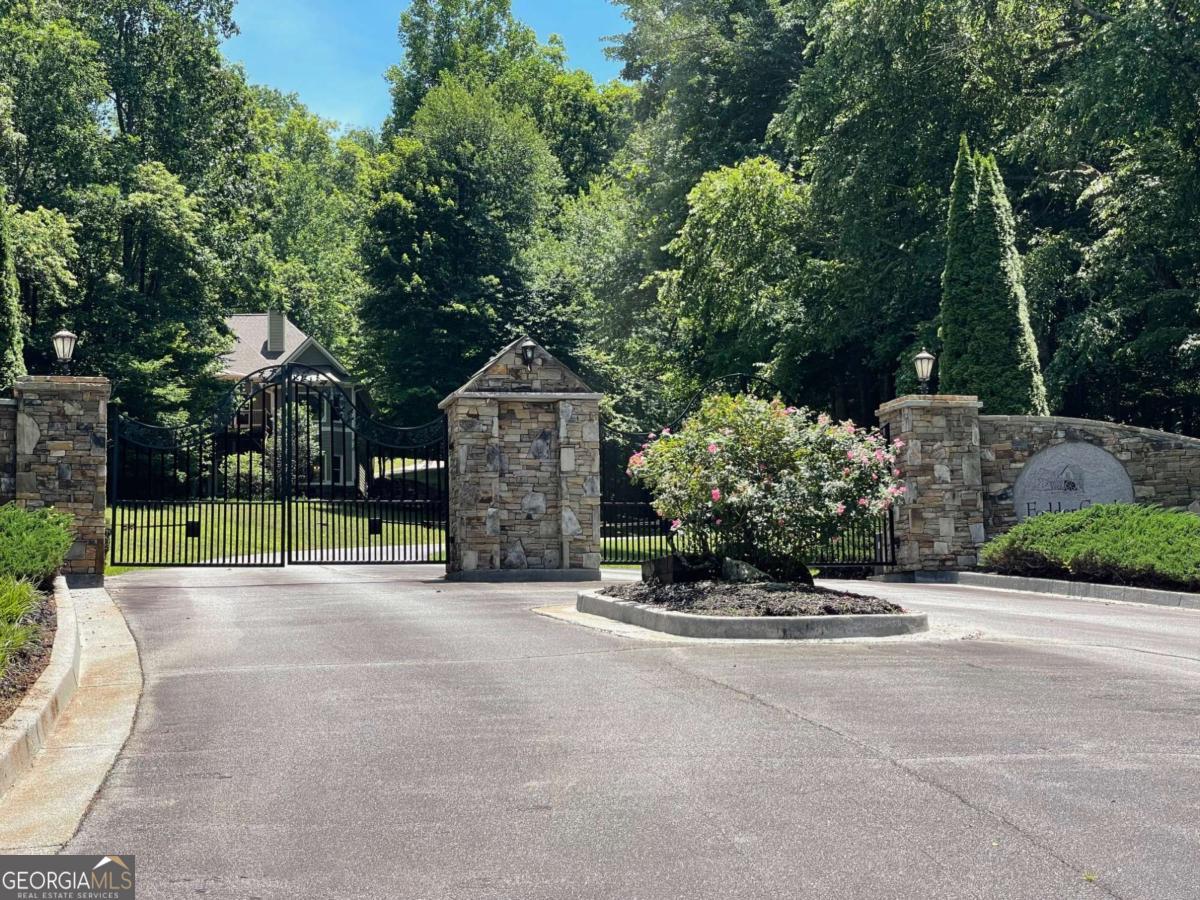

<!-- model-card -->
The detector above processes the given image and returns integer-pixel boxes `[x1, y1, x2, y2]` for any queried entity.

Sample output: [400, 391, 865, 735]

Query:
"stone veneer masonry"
[878, 394, 1200, 572]
[0, 377, 111, 584]
[877, 395, 986, 571]
[440, 338, 602, 578]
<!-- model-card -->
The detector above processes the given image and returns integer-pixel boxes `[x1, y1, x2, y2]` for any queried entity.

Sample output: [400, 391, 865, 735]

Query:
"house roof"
[221, 314, 350, 381]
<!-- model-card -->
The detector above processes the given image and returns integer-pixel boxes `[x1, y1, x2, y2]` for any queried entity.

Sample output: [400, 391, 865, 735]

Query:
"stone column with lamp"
[877, 350, 986, 572]
[12, 330, 112, 585]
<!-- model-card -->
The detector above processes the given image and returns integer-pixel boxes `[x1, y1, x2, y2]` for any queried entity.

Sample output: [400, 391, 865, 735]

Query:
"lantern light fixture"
[52, 330, 78, 375]
[519, 339, 538, 369]
[913, 349, 936, 395]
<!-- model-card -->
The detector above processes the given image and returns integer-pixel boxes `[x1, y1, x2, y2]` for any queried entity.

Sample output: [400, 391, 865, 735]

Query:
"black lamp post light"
[520, 338, 538, 369]
[53, 329, 78, 375]
[913, 348, 936, 395]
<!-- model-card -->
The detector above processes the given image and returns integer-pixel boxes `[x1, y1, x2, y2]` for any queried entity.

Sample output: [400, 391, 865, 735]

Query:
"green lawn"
[108, 501, 446, 570]
[106, 505, 664, 574]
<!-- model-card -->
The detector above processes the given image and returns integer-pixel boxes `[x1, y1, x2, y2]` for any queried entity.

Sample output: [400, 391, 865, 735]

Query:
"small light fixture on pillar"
[913, 348, 935, 395]
[53, 329, 78, 375]
[519, 339, 538, 369]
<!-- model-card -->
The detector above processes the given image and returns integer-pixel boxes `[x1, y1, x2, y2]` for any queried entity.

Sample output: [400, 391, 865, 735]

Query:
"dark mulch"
[602, 581, 903, 617]
[0, 591, 57, 725]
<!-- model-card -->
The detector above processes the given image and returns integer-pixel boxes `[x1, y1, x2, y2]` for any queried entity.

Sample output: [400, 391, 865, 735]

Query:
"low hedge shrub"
[0, 504, 73, 585]
[979, 503, 1200, 592]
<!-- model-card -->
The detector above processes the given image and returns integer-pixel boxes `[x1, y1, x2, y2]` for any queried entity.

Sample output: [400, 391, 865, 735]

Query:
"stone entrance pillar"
[13, 376, 111, 586]
[440, 337, 603, 581]
[877, 394, 985, 572]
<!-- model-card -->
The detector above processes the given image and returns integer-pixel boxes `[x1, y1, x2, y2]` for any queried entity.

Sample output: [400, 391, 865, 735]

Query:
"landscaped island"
[601, 391, 915, 633]
[603, 581, 902, 618]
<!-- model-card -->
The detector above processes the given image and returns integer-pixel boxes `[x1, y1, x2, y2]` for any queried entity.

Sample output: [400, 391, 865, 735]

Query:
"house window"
[330, 454, 343, 484]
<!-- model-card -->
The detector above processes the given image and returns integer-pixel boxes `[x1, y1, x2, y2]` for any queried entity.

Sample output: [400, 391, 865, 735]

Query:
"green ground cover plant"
[0, 504, 72, 686]
[980, 504, 1200, 592]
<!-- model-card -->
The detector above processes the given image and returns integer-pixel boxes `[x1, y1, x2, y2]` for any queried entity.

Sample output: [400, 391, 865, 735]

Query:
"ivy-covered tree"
[0, 187, 27, 388]
[939, 136, 1047, 415]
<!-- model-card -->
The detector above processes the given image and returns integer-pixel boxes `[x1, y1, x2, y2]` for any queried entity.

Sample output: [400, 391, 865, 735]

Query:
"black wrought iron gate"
[600, 375, 897, 570]
[108, 365, 448, 567]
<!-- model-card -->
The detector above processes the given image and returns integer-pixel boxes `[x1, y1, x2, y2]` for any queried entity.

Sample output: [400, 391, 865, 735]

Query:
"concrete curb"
[898, 571, 1200, 610]
[0, 577, 80, 798]
[577, 590, 929, 640]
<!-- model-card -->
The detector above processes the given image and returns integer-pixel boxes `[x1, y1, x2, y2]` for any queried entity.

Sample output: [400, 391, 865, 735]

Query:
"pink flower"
[628, 451, 645, 467]
[893, 468, 901, 477]
[846, 450, 856, 461]
[897, 486, 907, 495]
[844, 423, 857, 435]
[711, 488, 722, 501]
[836, 502, 846, 515]
[661, 427, 671, 435]
[858, 497, 869, 506]
[707, 443, 719, 454]
[714, 518, 722, 525]
[784, 406, 799, 415]
[893, 439, 906, 449]
[817, 413, 831, 426]
[625, 468, 632, 476]
[647, 432, 656, 441]
[670, 519, 682, 531]
[842, 467, 851, 476]
[874, 449, 886, 462]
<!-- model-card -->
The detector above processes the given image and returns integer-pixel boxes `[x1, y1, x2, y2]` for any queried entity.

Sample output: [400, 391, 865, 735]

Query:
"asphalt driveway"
[66, 567, 1200, 899]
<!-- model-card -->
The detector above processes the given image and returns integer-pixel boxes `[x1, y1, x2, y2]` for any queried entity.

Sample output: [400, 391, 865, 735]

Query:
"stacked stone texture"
[877, 395, 985, 571]
[0, 399, 15, 501]
[980, 415, 1200, 535]
[442, 340, 602, 576]
[11, 377, 110, 582]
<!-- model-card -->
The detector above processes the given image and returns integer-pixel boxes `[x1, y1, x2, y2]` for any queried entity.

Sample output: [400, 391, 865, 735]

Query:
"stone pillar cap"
[877, 394, 982, 416]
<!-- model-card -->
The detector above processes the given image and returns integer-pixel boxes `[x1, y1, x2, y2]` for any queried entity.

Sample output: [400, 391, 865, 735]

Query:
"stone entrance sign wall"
[1012, 442, 1134, 521]
[440, 337, 603, 580]
[879, 395, 1200, 572]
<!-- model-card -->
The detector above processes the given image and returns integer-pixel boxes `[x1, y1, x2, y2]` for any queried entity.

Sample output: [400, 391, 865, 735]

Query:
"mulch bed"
[602, 581, 904, 617]
[0, 591, 57, 725]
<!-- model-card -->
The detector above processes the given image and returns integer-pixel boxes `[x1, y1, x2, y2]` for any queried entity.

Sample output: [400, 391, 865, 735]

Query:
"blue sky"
[222, 0, 628, 130]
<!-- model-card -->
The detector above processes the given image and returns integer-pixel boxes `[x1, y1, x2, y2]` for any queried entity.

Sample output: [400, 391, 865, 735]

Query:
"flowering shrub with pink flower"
[628, 394, 904, 581]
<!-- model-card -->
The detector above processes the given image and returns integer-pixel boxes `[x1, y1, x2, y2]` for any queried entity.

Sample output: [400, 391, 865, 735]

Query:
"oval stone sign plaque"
[1014, 442, 1134, 521]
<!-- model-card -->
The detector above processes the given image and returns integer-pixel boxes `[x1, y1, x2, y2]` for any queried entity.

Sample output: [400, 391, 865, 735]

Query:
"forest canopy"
[0, 0, 1197, 434]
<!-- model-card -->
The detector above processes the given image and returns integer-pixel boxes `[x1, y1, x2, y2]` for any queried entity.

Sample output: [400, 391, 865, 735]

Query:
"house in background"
[221, 309, 360, 489]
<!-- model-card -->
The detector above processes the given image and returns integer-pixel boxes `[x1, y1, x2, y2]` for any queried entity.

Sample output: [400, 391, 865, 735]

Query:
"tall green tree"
[361, 77, 562, 420]
[939, 137, 1047, 415]
[385, 0, 537, 131]
[0, 187, 27, 387]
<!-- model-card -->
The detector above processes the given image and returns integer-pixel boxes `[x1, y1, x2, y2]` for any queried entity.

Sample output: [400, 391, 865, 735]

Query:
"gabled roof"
[221, 314, 350, 381]
[439, 335, 598, 408]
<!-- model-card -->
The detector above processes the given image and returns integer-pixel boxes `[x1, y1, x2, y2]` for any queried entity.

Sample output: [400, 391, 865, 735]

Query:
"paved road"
[67, 568, 1200, 899]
